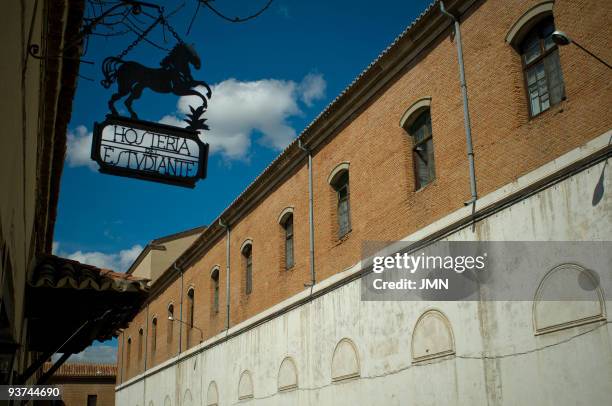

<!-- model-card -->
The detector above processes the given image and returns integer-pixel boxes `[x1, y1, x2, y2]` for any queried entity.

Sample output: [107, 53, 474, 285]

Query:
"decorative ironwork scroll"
[91, 116, 209, 188]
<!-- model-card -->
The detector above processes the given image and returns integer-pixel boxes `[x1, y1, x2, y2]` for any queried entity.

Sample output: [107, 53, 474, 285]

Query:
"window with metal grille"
[151, 318, 157, 357]
[283, 214, 294, 269]
[167, 304, 174, 344]
[138, 328, 143, 361]
[126, 337, 131, 370]
[331, 171, 351, 238]
[243, 244, 253, 294]
[520, 16, 565, 117]
[187, 288, 195, 327]
[211, 268, 220, 313]
[406, 109, 435, 189]
[186, 288, 195, 347]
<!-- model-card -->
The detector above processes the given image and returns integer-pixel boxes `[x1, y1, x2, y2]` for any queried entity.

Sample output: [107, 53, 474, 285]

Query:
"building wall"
[0, 0, 45, 378]
[131, 252, 153, 281]
[117, 0, 612, 385]
[116, 141, 611, 405]
[150, 234, 204, 282]
[50, 379, 116, 406]
[130, 231, 204, 283]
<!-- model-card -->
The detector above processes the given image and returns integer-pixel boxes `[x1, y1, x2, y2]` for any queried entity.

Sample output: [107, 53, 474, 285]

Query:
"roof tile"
[43, 362, 116, 377]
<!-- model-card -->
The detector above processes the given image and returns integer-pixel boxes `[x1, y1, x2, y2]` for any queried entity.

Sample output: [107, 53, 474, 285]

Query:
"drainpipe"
[298, 139, 316, 290]
[120, 331, 125, 383]
[144, 304, 149, 371]
[440, 1, 478, 206]
[173, 263, 183, 356]
[218, 218, 231, 330]
[142, 305, 149, 406]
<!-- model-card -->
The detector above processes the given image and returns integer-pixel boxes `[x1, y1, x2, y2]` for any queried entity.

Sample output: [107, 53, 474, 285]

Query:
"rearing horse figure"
[101, 43, 212, 119]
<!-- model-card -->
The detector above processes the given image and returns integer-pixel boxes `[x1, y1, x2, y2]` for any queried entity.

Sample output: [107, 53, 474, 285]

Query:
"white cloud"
[166, 73, 327, 160]
[299, 73, 327, 106]
[53, 242, 143, 272]
[52, 344, 117, 364]
[66, 125, 97, 170]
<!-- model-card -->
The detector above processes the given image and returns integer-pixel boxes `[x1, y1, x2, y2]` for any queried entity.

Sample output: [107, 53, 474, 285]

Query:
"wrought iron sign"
[92, 116, 208, 188]
[91, 14, 212, 188]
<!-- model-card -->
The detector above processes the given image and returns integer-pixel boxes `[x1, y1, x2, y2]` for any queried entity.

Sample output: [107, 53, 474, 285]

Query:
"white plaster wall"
[117, 156, 612, 406]
[0, 0, 43, 350]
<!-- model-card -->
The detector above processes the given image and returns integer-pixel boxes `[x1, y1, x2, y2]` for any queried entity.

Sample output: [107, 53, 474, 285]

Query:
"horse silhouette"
[101, 43, 212, 119]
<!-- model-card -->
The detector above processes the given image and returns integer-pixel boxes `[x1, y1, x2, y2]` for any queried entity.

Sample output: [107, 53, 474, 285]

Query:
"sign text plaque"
[91, 116, 209, 188]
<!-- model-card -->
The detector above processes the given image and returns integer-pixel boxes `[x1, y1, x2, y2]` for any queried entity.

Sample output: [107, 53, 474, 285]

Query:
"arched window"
[187, 288, 195, 327]
[167, 303, 174, 344]
[401, 101, 435, 189]
[126, 337, 132, 370]
[238, 370, 254, 400]
[328, 163, 351, 238]
[331, 338, 360, 382]
[411, 309, 455, 362]
[138, 328, 144, 362]
[533, 264, 605, 335]
[242, 241, 253, 295]
[206, 381, 219, 406]
[278, 356, 298, 392]
[279, 210, 294, 269]
[211, 267, 220, 313]
[183, 389, 193, 406]
[519, 16, 565, 117]
[151, 317, 157, 358]
[186, 288, 195, 348]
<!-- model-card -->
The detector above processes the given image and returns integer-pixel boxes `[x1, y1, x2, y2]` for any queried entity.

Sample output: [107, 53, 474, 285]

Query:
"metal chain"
[116, 16, 162, 59]
[113, 13, 185, 60]
[161, 17, 184, 44]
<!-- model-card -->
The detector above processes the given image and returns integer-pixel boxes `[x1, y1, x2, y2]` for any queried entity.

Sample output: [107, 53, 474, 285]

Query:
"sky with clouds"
[54, 0, 432, 362]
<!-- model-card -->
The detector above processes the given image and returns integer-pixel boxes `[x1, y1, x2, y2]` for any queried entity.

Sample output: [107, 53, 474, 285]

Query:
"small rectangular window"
[284, 215, 294, 269]
[126, 338, 131, 370]
[243, 246, 253, 294]
[408, 111, 435, 189]
[87, 395, 97, 406]
[520, 17, 565, 117]
[330, 171, 351, 239]
[138, 329, 143, 361]
[337, 185, 350, 237]
[188, 290, 195, 327]
[212, 270, 220, 313]
[151, 319, 157, 356]
[167, 305, 174, 344]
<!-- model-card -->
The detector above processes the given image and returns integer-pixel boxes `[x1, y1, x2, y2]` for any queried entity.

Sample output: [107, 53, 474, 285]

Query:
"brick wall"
[44, 363, 116, 406]
[117, 0, 612, 383]
[52, 380, 116, 406]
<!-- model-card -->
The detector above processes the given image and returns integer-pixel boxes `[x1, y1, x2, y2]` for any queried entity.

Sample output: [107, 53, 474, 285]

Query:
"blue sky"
[54, 0, 433, 363]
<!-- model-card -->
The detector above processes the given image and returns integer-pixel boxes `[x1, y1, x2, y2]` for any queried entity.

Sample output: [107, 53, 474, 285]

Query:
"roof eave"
[146, 0, 478, 297]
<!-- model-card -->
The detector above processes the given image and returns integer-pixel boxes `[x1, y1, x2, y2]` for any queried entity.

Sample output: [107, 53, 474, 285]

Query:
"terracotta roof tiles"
[43, 362, 116, 377]
[30, 254, 150, 292]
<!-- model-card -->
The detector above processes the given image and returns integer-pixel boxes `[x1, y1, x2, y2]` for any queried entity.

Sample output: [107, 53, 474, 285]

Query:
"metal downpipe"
[173, 262, 183, 356]
[440, 1, 478, 206]
[298, 139, 316, 291]
[219, 218, 231, 331]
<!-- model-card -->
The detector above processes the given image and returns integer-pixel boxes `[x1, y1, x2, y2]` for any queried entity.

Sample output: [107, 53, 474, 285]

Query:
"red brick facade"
[44, 363, 116, 406]
[117, 0, 611, 383]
